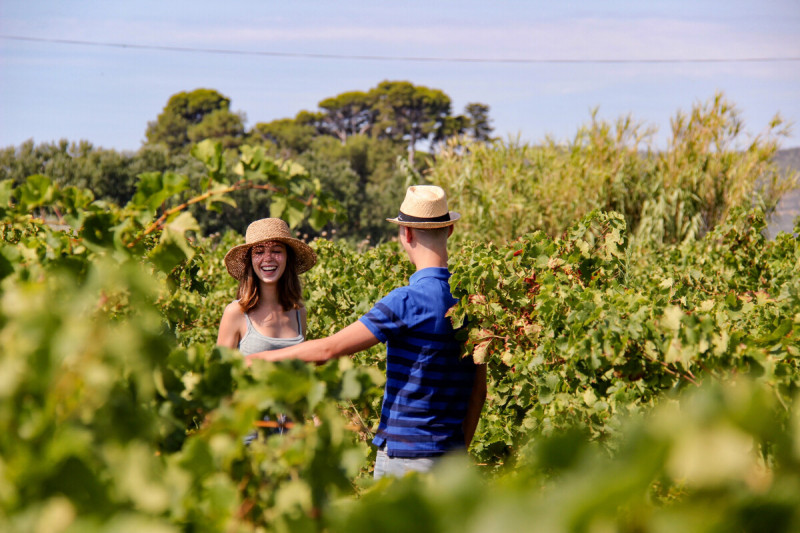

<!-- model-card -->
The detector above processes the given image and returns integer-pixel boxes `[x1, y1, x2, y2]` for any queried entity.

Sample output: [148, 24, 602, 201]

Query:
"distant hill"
[774, 146, 800, 173]
[768, 147, 800, 237]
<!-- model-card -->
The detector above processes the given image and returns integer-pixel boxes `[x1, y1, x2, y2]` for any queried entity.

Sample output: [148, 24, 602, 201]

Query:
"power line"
[2, 34, 800, 64]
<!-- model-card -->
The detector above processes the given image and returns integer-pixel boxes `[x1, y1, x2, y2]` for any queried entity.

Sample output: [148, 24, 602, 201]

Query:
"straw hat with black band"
[224, 218, 317, 281]
[386, 185, 460, 229]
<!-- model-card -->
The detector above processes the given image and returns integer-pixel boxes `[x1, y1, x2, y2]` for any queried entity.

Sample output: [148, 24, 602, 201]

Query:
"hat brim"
[386, 211, 460, 228]
[224, 237, 317, 281]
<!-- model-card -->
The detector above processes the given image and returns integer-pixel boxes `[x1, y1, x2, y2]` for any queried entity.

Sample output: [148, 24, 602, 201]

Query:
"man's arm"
[463, 363, 487, 447]
[246, 321, 380, 364]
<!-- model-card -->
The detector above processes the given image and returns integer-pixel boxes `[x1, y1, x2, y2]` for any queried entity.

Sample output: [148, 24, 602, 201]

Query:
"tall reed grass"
[428, 93, 797, 246]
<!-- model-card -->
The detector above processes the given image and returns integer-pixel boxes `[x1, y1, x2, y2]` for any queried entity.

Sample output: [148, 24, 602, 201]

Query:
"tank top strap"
[295, 308, 302, 335]
[244, 312, 256, 333]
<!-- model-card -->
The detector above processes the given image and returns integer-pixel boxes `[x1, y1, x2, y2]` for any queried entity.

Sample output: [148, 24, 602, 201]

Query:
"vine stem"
[641, 351, 700, 386]
[125, 179, 311, 250]
[348, 400, 374, 439]
[129, 180, 330, 250]
[254, 420, 361, 431]
[659, 359, 700, 386]
[138, 180, 281, 240]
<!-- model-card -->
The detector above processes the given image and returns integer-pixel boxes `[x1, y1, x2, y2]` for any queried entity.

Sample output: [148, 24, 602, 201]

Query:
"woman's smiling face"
[250, 241, 287, 284]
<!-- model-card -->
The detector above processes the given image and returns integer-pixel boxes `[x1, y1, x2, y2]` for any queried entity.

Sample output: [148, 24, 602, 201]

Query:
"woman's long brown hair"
[236, 245, 303, 313]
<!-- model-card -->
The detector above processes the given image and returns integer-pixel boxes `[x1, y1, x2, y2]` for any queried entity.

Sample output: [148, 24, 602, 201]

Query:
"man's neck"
[403, 226, 450, 271]
[411, 250, 448, 270]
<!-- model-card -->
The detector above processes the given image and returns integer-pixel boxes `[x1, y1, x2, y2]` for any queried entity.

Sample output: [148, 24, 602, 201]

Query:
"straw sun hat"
[224, 218, 317, 281]
[386, 185, 460, 229]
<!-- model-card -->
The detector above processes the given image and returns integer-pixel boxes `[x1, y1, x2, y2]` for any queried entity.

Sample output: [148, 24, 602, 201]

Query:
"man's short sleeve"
[358, 288, 409, 344]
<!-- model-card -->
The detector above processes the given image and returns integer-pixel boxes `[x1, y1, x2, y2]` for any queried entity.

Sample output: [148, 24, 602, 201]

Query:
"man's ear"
[447, 225, 454, 237]
[403, 226, 414, 243]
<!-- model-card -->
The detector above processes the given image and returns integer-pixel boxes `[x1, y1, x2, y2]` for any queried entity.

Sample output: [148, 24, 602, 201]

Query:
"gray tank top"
[238, 309, 304, 356]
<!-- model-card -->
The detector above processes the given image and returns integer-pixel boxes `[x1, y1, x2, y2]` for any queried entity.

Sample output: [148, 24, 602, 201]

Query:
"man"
[246, 185, 487, 479]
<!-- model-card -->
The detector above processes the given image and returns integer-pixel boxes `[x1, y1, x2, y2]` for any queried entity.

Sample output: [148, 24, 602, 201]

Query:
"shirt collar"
[409, 267, 451, 284]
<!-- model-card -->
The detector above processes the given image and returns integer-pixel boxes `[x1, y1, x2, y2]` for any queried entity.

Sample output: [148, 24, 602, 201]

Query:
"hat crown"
[387, 185, 460, 228]
[245, 218, 293, 244]
[399, 185, 448, 218]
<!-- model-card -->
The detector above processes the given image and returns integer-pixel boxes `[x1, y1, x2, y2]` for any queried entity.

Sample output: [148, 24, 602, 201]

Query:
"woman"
[216, 218, 317, 435]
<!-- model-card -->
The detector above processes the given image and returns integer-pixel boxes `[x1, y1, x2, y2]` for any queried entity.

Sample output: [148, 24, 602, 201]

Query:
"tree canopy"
[252, 80, 492, 164]
[145, 89, 245, 153]
[5, 82, 494, 241]
[317, 91, 375, 143]
[464, 102, 494, 141]
[369, 81, 453, 165]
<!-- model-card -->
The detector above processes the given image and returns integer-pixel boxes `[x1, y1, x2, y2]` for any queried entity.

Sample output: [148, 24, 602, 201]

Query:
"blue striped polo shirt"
[359, 267, 477, 457]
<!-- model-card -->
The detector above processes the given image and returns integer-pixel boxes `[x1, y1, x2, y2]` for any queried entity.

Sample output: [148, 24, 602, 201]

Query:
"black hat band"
[396, 211, 451, 223]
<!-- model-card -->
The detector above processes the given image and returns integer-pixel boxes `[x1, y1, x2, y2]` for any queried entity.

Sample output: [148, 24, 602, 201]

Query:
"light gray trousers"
[374, 449, 438, 479]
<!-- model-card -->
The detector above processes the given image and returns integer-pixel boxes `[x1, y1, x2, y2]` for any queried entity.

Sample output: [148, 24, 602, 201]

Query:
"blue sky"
[1, 1, 799, 152]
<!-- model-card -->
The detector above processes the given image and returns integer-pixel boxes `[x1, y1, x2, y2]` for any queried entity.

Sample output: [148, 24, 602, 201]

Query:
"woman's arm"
[216, 301, 245, 349]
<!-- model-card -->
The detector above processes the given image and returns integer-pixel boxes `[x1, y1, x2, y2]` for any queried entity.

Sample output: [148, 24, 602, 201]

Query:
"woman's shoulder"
[222, 300, 246, 318]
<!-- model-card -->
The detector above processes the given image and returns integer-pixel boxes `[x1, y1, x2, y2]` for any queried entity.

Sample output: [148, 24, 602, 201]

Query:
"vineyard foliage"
[1, 130, 800, 532]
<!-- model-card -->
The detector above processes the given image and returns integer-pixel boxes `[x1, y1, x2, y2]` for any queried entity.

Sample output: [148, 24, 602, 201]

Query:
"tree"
[294, 135, 412, 242]
[464, 103, 494, 141]
[317, 91, 376, 144]
[369, 81, 453, 166]
[246, 83, 493, 169]
[0, 139, 139, 206]
[187, 108, 246, 150]
[0, 140, 46, 185]
[249, 113, 320, 156]
[145, 89, 245, 153]
[431, 114, 468, 151]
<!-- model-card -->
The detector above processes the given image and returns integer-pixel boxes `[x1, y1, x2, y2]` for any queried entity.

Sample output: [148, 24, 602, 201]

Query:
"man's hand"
[244, 351, 274, 367]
